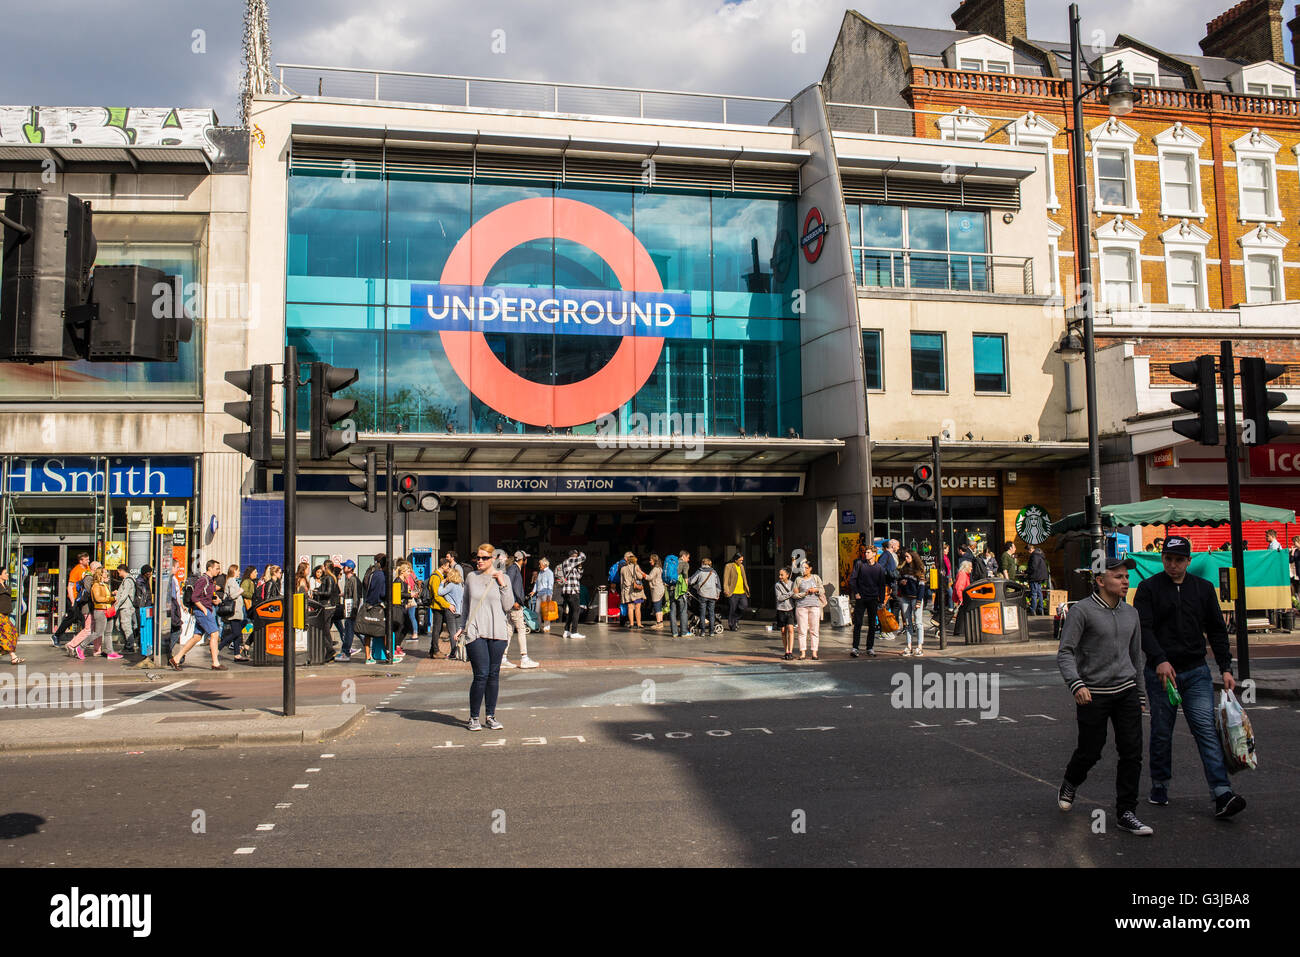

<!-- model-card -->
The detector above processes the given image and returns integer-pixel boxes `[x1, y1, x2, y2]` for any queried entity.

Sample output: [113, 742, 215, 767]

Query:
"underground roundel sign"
[409, 197, 691, 428]
[800, 206, 827, 263]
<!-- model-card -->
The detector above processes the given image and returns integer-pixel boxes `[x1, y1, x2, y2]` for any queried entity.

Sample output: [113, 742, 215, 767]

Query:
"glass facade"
[0, 240, 203, 400]
[847, 203, 989, 291]
[287, 161, 802, 436]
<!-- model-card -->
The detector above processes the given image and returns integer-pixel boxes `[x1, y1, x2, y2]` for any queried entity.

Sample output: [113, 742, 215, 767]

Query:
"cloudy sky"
[7, 0, 1294, 123]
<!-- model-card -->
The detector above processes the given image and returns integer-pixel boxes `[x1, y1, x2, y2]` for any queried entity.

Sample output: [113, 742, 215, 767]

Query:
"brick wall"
[1098, 336, 1300, 386]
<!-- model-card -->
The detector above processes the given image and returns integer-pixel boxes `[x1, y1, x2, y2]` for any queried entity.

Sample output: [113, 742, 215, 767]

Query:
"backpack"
[608, 559, 624, 584]
[75, 575, 93, 607]
[663, 554, 679, 583]
[182, 580, 197, 610]
[672, 570, 690, 600]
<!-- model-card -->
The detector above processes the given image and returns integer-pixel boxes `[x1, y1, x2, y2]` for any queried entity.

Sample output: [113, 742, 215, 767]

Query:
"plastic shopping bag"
[1215, 689, 1258, 772]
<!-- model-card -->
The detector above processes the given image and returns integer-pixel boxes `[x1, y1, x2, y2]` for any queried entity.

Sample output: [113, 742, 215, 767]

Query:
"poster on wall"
[103, 542, 127, 570]
[838, 532, 867, 589]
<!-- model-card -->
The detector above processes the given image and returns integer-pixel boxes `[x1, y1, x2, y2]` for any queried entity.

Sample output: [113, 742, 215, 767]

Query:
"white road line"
[77, 679, 193, 719]
[256, 824, 275, 831]
[275, 803, 292, 809]
[234, 847, 256, 854]
[305, 768, 320, 773]
[292, 783, 309, 789]
[320, 754, 335, 758]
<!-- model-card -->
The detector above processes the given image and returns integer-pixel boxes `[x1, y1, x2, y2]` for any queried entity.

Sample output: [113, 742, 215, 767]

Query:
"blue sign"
[841, 510, 856, 526]
[5, 457, 194, 498]
[279, 472, 803, 497]
[410, 284, 693, 339]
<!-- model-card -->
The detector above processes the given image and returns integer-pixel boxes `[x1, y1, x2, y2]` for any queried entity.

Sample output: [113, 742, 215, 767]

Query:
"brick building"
[823, 0, 1300, 553]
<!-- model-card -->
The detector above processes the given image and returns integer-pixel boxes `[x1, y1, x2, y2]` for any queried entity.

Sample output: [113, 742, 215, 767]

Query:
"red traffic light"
[913, 464, 934, 483]
[397, 473, 418, 493]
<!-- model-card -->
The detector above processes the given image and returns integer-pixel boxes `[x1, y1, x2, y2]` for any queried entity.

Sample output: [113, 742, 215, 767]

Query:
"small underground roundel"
[800, 207, 827, 263]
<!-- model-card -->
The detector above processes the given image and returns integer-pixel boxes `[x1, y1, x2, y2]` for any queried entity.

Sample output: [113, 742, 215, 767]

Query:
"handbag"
[355, 602, 387, 638]
[217, 596, 236, 619]
[105, 606, 117, 619]
[877, 607, 899, 633]
[813, 575, 827, 609]
[541, 598, 559, 621]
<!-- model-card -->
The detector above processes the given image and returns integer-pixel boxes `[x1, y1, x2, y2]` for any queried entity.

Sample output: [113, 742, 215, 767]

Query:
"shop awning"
[271, 432, 843, 472]
[1054, 497, 1297, 533]
[869, 439, 1090, 468]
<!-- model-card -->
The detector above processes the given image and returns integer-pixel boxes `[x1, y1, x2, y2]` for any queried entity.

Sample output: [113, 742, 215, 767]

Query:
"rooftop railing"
[275, 64, 794, 128]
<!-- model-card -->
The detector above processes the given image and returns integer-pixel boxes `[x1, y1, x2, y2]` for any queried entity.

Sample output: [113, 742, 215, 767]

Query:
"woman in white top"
[792, 561, 824, 661]
[457, 544, 516, 731]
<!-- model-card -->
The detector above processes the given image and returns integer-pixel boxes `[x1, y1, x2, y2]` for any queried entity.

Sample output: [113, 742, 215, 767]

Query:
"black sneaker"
[1117, 810, 1153, 835]
[1148, 785, 1168, 806]
[1214, 792, 1246, 819]
[1058, 779, 1077, 811]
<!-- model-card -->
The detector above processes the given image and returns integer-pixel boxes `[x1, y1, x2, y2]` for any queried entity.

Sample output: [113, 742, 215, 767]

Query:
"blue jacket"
[364, 567, 387, 605]
[506, 563, 525, 608]
[849, 559, 888, 600]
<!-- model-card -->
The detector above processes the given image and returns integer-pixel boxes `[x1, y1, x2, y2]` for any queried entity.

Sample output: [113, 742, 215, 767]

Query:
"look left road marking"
[77, 679, 193, 719]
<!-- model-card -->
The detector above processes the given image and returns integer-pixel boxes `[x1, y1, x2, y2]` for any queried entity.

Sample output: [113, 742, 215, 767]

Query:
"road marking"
[256, 824, 275, 831]
[77, 679, 193, 719]
[234, 847, 256, 855]
[292, 783, 309, 789]
[305, 768, 320, 773]
[320, 754, 335, 759]
[275, 803, 292, 809]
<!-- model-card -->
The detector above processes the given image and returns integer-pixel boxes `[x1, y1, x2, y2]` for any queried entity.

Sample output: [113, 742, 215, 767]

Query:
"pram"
[687, 590, 725, 636]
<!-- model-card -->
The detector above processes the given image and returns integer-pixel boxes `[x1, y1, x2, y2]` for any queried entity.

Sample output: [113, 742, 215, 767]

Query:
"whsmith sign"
[5, 457, 194, 498]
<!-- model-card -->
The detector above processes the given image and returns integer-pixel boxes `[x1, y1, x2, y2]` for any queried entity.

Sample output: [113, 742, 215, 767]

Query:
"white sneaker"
[562, 630, 570, 638]
[569, 632, 585, 639]
[915, 647, 924, 657]
[542, 625, 551, 633]
[903, 647, 912, 657]
[501, 658, 517, 669]
[519, 656, 539, 669]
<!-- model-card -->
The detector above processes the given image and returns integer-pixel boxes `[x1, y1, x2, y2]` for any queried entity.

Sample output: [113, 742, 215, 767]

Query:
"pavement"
[2, 613, 1296, 754]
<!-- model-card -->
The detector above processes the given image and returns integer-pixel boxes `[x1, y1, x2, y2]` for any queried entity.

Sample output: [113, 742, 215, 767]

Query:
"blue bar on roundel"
[409, 283, 692, 338]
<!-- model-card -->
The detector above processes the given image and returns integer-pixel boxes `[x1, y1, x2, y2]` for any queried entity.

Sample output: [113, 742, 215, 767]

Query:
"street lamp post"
[1064, 2, 1137, 570]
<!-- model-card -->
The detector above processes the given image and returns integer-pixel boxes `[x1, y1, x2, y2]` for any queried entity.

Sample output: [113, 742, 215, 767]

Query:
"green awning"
[1054, 497, 1296, 534]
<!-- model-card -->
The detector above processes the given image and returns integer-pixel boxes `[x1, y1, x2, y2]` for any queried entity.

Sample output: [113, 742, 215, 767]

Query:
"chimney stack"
[1200, 0, 1287, 63]
[950, 0, 1028, 45]
[1289, 3, 1300, 63]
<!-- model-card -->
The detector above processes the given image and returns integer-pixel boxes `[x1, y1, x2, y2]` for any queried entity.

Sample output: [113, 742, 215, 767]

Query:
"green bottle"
[1166, 679, 1182, 708]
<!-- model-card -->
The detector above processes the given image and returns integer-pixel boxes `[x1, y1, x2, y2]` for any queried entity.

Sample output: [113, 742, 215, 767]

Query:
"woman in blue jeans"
[456, 544, 516, 731]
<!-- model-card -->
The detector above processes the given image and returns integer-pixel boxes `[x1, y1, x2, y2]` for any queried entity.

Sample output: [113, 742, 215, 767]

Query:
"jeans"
[1144, 662, 1232, 798]
[699, 598, 716, 634]
[91, 610, 113, 654]
[406, 606, 420, 637]
[562, 592, 581, 633]
[338, 618, 355, 658]
[898, 596, 917, 645]
[1029, 581, 1046, 615]
[467, 637, 508, 718]
[1064, 687, 1143, 814]
[852, 597, 879, 650]
[53, 606, 84, 642]
[669, 595, 689, 635]
[727, 594, 749, 629]
[218, 617, 244, 654]
[119, 611, 137, 652]
[427, 607, 446, 651]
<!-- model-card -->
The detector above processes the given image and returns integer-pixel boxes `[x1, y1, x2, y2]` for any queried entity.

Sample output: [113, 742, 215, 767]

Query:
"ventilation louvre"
[840, 172, 1020, 210]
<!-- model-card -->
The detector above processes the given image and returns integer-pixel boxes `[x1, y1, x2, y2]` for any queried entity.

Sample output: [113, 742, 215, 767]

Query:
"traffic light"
[1170, 355, 1219, 446]
[347, 450, 377, 512]
[0, 191, 95, 361]
[912, 463, 935, 502]
[1239, 357, 1287, 447]
[309, 361, 359, 460]
[396, 473, 419, 512]
[892, 460, 936, 504]
[223, 364, 273, 461]
[85, 266, 193, 361]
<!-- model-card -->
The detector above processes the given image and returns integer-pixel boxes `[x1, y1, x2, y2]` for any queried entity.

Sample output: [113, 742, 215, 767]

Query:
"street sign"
[841, 509, 856, 526]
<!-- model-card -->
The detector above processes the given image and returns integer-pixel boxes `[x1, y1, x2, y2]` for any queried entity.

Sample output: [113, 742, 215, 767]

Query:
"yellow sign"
[392, 582, 402, 605]
[293, 592, 304, 629]
[979, 603, 1003, 635]
[103, 541, 127, 570]
[155, 526, 174, 535]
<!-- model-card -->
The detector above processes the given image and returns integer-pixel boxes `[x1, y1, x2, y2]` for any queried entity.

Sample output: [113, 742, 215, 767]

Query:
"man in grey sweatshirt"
[1055, 556, 1153, 836]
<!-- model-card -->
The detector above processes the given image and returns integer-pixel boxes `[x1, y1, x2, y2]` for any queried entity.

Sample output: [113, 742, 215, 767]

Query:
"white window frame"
[1132, 73, 1156, 86]
[1234, 62, 1297, 98]
[1238, 224, 1288, 305]
[1231, 128, 1283, 224]
[1245, 253, 1283, 303]
[1154, 123, 1206, 221]
[1046, 219, 1064, 299]
[1159, 220, 1211, 310]
[1095, 216, 1146, 307]
[1098, 48, 1161, 87]
[947, 35, 1016, 75]
[937, 106, 990, 143]
[986, 60, 1011, 74]
[1089, 118, 1141, 216]
[1010, 112, 1061, 211]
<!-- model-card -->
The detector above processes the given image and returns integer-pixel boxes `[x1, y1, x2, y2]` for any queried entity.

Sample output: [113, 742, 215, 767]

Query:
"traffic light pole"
[933, 435, 946, 650]
[385, 441, 395, 663]
[1220, 340, 1250, 681]
[283, 345, 297, 717]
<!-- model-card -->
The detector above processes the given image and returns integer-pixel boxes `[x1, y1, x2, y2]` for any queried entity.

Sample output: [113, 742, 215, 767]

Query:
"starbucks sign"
[1016, 505, 1052, 545]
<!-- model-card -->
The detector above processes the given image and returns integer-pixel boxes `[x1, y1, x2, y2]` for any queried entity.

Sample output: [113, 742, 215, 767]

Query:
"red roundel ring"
[437, 197, 667, 427]
[801, 206, 825, 263]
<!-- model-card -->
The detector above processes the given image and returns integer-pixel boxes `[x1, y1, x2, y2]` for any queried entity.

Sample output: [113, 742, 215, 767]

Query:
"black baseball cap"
[1105, 556, 1137, 570]
[1162, 536, 1191, 557]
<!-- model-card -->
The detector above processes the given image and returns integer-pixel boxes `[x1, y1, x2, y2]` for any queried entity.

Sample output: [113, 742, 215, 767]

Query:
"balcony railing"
[852, 246, 1035, 295]
[275, 64, 794, 128]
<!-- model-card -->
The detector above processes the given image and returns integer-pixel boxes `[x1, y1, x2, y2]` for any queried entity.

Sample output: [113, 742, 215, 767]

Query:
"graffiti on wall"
[0, 107, 219, 158]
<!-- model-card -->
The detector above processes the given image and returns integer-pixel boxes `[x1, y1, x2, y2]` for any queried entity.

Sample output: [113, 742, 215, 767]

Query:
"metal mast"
[240, 0, 272, 128]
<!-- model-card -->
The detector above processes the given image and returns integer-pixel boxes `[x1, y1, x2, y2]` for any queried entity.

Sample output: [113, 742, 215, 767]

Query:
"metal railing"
[276, 64, 794, 127]
[852, 246, 1035, 295]
[826, 101, 1025, 139]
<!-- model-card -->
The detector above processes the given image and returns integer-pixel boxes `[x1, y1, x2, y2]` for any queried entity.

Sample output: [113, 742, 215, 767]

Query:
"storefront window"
[286, 163, 803, 436]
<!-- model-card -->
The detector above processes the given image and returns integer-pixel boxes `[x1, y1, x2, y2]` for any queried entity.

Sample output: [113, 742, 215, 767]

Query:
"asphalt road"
[2, 654, 1297, 867]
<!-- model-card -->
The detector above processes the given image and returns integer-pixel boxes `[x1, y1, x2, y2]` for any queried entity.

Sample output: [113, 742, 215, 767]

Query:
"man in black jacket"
[1132, 536, 1245, 819]
[849, 547, 888, 658]
[1026, 545, 1050, 615]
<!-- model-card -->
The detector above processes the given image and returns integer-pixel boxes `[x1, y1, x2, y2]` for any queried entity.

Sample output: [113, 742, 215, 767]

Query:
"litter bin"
[248, 594, 308, 667]
[306, 598, 336, 665]
[958, 579, 1030, 645]
[596, 586, 608, 622]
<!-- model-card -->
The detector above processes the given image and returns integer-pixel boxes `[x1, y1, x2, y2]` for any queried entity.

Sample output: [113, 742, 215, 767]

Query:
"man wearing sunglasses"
[1133, 536, 1245, 820]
